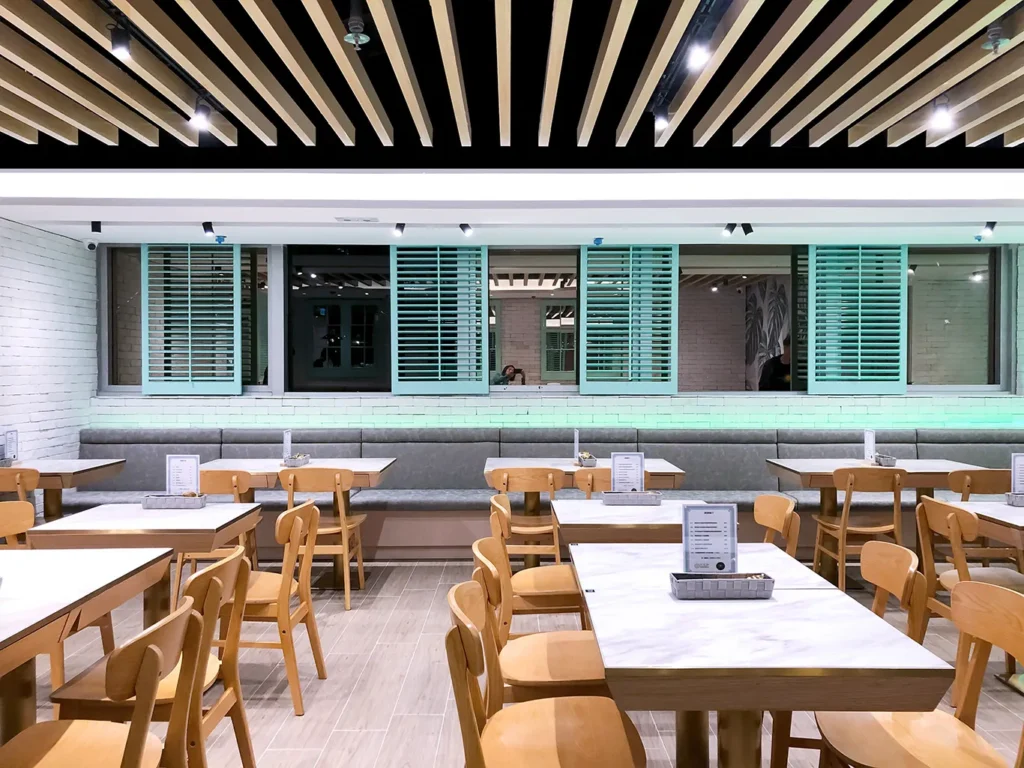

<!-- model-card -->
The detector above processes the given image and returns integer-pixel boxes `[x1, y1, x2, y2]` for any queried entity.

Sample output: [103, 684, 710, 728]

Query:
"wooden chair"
[472, 535, 608, 702]
[754, 494, 800, 557]
[0, 466, 40, 502]
[228, 500, 327, 716]
[948, 468, 1017, 567]
[281, 467, 366, 609]
[0, 596, 203, 768]
[817, 580, 1024, 768]
[493, 467, 566, 564]
[771, 540, 927, 768]
[52, 547, 256, 768]
[445, 578, 647, 767]
[813, 467, 907, 592]
[489, 493, 584, 623]
[170, 469, 260, 609]
[576, 468, 655, 499]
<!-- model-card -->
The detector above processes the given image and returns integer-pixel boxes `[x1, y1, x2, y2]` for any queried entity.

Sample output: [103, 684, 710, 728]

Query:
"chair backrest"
[0, 500, 34, 547]
[0, 468, 40, 501]
[280, 467, 355, 524]
[471, 536, 514, 648]
[860, 540, 927, 642]
[951, 581, 1024, 742]
[833, 466, 907, 536]
[493, 467, 566, 496]
[275, 500, 319, 603]
[105, 596, 203, 768]
[753, 494, 799, 557]
[576, 468, 655, 499]
[488, 493, 511, 541]
[199, 470, 253, 502]
[445, 580, 505, 768]
[947, 469, 1011, 500]
[180, 546, 248, 675]
[916, 496, 980, 598]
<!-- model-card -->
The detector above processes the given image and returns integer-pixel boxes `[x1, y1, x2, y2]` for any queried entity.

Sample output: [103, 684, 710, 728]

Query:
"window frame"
[540, 299, 577, 382]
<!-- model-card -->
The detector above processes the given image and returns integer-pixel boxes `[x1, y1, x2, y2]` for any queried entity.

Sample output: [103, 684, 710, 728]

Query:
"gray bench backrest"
[221, 429, 361, 459]
[362, 428, 500, 489]
[498, 428, 638, 459]
[638, 429, 779, 490]
[917, 429, 1024, 469]
[79, 429, 222, 490]
[776, 429, 918, 489]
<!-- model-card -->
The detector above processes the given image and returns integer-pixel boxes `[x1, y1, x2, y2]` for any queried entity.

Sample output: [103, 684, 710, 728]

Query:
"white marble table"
[28, 503, 261, 627]
[9, 459, 126, 521]
[571, 542, 952, 768]
[484, 457, 685, 489]
[766, 458, 983, 490]
[952, 501, 1024, 548]
[0, 548, 171, 744]
[553, 498, 706, 543]
[200, 457, 396, 491]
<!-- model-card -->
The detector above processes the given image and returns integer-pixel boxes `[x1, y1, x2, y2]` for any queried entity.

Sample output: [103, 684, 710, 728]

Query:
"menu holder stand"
[670, 572, 774, 600]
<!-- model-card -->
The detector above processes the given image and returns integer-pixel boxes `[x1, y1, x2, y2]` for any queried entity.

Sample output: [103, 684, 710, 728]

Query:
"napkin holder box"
[577, 454, 598, 468]
[602, 491, 662, 506]
[670, 572, 774, 600]
[282, 454, 310, 468]
[0, 458, 11, 468]
[143, 494, 207, 510]
[873, 454, 897, 467]
[1007, 493, 1024, 508]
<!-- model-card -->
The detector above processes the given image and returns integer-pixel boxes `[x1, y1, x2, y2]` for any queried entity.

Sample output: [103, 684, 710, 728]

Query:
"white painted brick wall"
[111, 248, 142, 385]
[910, 278, 990, 385]
[0, 220, 96, 459]
[496, 297, 575, 384]
[677, 285, 746, 391]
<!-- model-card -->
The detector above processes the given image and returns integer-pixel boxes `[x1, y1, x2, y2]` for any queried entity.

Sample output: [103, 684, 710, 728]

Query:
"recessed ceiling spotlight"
[971, 272, 985, 283]
[907, 265, 916, 275]
[721, 223, 736, 238]
[202, 221, 215, 237]
[190, 101, 211, 131]
[460, 223, 473, 237]
[109, 23, 131, 61]
[929, 96, 953, 130]
[291, 285, 298, 290]
[91, 221, 102, 234]
[654, 114, 669, 131]
[982, 221, 996, 238]
[741, 223, 753, 236]
[687, 44, 710, 71]
[710, 284, 719, 292]
[741, 274, 748, 279]
[393, 222, 405, 237]
[309, 272, 317, 278]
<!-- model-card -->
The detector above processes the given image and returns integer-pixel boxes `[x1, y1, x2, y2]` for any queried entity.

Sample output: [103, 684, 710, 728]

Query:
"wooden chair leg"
[837, 541, 847, 593]
[50, 642, 65, 719]
[769, 711, 792, 768]
[812, 527, 824, 574]
[229, 694, 257, 768]
[342, 539, 353, 611]
[170, 552, 186, 611]
[1006, 651, 1017, 678]
[303, 610, 328, 680]
[279, 621, 305, 716]
[354, 530, 365, 590]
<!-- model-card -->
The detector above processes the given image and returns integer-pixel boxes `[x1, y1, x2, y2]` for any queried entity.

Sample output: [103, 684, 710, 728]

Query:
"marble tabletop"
[12, 459, 125, 476]
[954, 501, 1024, 531]
[27, 503, 261, 534]
[767, 458, 982, 477]
[201, 457, 396, 476]
[553, 498, 705, 526]
[484, 457, 683, 475]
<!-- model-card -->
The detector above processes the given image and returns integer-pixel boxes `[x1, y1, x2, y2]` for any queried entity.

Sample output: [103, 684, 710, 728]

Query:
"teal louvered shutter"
[808, 245, 907, 395]
[142, 244, 242, 395]
[580, 245, 678, 394]
[390, 245, 488, 394]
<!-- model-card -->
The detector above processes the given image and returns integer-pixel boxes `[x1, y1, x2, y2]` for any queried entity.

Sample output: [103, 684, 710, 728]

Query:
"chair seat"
[0, 720, 162, 768]
[816, 709, 1007, 768]
[510, 514, 554, 535]
[500, 630, 605, 687]
[511, 564, 579, 597]
[812, 514, 896, 535]
[317, 513, 367, 536]
[51, 652, 220, 707]
[235, 570, 299, 604]
[480, 696, 645, 767]
[938, 566, 1024, 593]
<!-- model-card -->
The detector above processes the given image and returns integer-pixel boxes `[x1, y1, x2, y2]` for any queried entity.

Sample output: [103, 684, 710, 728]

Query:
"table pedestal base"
[143, 563, 172, 628]
[42, 488, 63, 521]
[718, 710, 763, 768]
[0, 658, 35, 746]
[675, 710, 709, 768]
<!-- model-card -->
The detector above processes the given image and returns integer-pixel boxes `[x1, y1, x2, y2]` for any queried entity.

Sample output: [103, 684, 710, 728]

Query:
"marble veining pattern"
[16, 459, 125, 475]
[26, 503, 260, 532]
[956, 501, 1024, 530]
[767, 457, 982, 477]
[200, 458, 397, 475]
[553, 498, 705, 526]
[484, 457, 683, 476]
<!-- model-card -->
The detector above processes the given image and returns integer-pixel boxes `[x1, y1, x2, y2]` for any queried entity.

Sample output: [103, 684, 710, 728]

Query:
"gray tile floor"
[36, 561, 1024, 767]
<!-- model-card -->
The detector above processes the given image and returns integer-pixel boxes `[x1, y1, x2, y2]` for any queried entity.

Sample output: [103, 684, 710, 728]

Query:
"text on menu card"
[1014, 453, 1024, 495]
[611, 452, 645, 492]
[166, 455, 200, 496]
[683, 504, 738, 574]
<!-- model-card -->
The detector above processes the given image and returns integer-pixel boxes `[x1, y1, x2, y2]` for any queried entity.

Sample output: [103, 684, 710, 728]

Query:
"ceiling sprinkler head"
[344, 16, 371, 50]
[982, 22, 1009, 55]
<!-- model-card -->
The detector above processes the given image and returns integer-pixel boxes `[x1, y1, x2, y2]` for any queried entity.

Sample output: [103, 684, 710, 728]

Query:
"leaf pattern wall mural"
[745, 277, 791, 391]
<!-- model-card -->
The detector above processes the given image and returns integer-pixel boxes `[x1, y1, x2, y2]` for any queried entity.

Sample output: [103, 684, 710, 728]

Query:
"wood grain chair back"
[181, 546, 246, 670]
[0, 468, 40, 501]
[106, 596, 203, 768]
[860, 540, 927, 642]
[0, 500, 34, 547]
[950, 581, 1024, 737]
[199, 470, 253, 501]
[948, 469, 1011, 500]
[488, 494, 511, 541]
[834, 466, 907, 539]
[445, 580, 505, 768]
[753, 494, 799, 557]
[281, 467, 355, 519]
[276, 500, 319, 602]
[917, 495, 980, 599]
[472, 536, 514, 648]
[576, 468, 611, 499]
[494, 467, 566, 495]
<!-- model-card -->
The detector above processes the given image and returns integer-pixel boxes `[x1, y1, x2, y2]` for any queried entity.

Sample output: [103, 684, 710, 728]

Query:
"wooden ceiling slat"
[539, 0, 572, 147]
[0, 55, 116, 145]
[809, 0, 1018, 147]
[926, 78, 1024, 146]
[0, 83, 75, 143]
[616, 0, 699, 147]
[578, 0, 638, 147]
[1004, 118, 1024, 147]
[770, 0, 955, 147]
[0, 22, 157, 145]
[655, 0, 766, 148]
[496, 0, 511, 146]
[0, 109, 34, 143]
[241, 0, 362, 146]
[364, 0, 432, 146]
[966, 100, 1024, 147]
[883, 27, 1024, 147]
[733, 0, 892, 147]
[44, 0, 236, 146]
[111, 0, 277, 146]
[0, 0, 197, 145]
[173, 0, 316, 145]
[694, 0, 827, 147]
[429, 0, 471, 146]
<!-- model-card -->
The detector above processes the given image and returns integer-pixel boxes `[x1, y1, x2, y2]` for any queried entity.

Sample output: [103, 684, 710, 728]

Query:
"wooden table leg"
[523, 491, 540, 570]
[0, 658, 36, 746]
[42, 488, 63, 521]
[769, 711, 791, 768]
[718, 710, 763, 768]
[817, 487, 839, 585]
[675, 710, 709, 768]
[143, 562, 172, 628]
